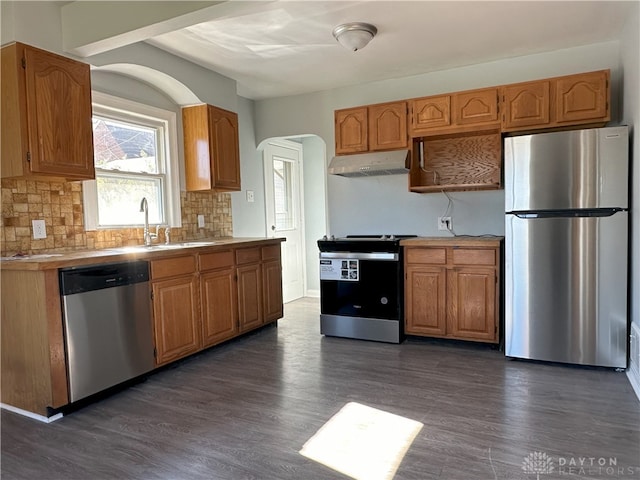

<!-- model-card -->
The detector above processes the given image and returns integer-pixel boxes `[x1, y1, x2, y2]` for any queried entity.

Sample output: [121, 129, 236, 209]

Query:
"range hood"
[328, 150, 409, 177]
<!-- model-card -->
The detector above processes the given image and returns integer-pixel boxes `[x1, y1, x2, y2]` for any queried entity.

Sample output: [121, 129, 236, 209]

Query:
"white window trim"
[83, 91, 182, 231]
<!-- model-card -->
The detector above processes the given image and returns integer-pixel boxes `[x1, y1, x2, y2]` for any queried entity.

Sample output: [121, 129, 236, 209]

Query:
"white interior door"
[264, 140, 305, 303]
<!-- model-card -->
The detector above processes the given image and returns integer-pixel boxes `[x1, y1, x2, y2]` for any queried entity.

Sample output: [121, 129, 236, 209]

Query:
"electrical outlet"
[197, 214, 205, 228]
[32, 219, 47, 239]
[246, 190, 255, 203]
[438, 216, 452, 231]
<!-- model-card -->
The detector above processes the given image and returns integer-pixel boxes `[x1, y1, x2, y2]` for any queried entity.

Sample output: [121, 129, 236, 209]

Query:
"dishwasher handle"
[60, 261, 150, 295]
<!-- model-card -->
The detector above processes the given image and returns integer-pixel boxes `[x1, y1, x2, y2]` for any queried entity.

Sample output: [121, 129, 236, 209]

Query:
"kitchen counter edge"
[0, 237, 285, 271]
[400, 236, 504, 247]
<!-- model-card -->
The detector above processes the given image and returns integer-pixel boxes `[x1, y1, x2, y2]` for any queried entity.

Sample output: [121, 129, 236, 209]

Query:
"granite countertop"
[400, 235, 504, 247]
[0, 237, 285, 271]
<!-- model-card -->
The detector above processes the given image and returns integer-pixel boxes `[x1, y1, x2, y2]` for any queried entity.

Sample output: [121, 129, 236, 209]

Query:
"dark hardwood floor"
[2, 298, 639, 479]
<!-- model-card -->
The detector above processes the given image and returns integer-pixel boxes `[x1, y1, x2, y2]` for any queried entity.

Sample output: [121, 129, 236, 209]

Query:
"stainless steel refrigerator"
[505, 126, 629, 368]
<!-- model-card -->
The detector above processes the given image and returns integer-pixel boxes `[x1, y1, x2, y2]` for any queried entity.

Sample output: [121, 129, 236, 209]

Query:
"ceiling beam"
[61, 1, 231, 57]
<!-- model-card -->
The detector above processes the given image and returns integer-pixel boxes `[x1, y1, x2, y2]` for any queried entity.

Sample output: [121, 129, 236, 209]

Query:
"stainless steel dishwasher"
[59, 261, 155, 402]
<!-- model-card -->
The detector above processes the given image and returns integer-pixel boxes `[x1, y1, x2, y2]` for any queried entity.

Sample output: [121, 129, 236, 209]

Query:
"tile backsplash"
[0, 178, 233, 257]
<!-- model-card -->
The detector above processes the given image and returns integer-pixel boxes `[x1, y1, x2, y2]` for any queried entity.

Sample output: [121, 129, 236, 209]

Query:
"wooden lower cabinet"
[152, 275, 201, 365]
[263, 260, 283, 323]
[150, 243, 284, 366]
[405, 265, 446, 336]
[200, 268, 238, 347]
[447, 267, 497, 341]
[237, 263, 263, 333]
[404, 241, 500, 343]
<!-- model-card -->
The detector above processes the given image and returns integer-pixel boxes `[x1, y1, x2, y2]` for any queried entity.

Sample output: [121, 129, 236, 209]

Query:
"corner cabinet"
[262, 244, 284, 323]
[404, 239, 501, 344]
[183, 104, 241, 192]
[1, 42, 95, 180]
[335, 101, 408, 154]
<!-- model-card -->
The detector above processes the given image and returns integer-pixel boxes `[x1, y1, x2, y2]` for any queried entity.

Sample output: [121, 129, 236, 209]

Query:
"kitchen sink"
[107, 241, 220, 253]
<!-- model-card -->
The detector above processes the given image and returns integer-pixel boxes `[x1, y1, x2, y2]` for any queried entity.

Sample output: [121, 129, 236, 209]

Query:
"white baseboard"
[629, 322, 640, 402]
[1, 403, 63, 423]
[305, 289, 320, 298]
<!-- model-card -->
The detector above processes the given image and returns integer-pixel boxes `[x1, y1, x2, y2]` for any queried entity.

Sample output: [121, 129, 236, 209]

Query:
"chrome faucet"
[139, 197, 157, 246]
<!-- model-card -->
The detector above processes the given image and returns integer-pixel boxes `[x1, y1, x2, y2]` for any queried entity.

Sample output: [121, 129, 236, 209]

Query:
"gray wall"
[230, 97, 267, 238]
[301, 136, 328, 295]
[4, 1, 638, 320]
[254, 41, 622, 238]
[621, 4, 640, 339]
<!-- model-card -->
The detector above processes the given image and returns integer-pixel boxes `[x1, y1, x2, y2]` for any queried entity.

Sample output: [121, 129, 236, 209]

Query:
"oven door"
[319, 252, 401, 320]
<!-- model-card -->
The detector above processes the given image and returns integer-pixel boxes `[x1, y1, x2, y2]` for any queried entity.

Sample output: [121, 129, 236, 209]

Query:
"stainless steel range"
[317, 235, 416, 343]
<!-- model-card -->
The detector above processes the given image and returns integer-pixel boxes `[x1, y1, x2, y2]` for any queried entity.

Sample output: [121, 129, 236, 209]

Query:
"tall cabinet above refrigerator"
[504, 126, 629, 368]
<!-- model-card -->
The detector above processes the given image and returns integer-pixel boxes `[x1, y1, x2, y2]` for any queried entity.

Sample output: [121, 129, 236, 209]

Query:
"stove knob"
[389, 234, 396, 240]
[330, 235, 335, 241]
[322, 235, 328, 241]
[381, 234, 387, 240]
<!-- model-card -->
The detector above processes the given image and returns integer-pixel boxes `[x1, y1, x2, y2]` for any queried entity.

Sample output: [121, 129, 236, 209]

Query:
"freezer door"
[505, 126, 629, 211]
[505, 212, 628, 367]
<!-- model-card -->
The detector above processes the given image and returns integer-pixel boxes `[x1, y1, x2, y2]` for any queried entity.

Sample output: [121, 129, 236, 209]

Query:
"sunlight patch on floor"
[299, 402, 423, 480]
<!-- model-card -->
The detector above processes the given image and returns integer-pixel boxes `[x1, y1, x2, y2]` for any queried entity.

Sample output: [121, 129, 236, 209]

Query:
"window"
[83, 92, 181, 230]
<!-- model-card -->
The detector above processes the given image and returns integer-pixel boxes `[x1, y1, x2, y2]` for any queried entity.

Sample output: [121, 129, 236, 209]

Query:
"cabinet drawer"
[235, 247, 261, 265]
[199, 250, 234, 271]
[151, 255, 197, 279]
[452, 248, 496, 266]
[261, 244, 281, 261]
[406, 248, 446, 265]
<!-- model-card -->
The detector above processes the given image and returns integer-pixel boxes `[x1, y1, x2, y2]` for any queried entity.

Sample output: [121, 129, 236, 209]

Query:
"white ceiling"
[142, 1, 634, 100]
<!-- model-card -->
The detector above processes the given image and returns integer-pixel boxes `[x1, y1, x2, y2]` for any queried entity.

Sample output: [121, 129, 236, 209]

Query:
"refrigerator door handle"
[511, 208, 624, 219]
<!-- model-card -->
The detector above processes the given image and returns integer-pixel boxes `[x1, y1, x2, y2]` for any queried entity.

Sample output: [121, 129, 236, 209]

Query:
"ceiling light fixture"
[332, 22, 377, 52]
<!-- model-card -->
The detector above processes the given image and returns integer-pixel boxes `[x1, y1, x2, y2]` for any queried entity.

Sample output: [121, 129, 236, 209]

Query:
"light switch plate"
[197, 214, 205, 228]
[32, 219, 47, 239]
[246, 190, 255, 203]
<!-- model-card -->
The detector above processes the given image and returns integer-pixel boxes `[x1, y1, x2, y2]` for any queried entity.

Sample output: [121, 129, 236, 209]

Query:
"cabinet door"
[448, 267, 496, 342]
[555, 71, 609, 124]
[408, 95, 451, 136]
[23, 45, 94, 179]
[201, 268, 238, 347]
[405, 265, 447, 336]
[368, 101, 408, 151]
[502, 81, 551, 131]
[209, 105, 241, 191]
[152, 276, 200, 366]
[335, 107, 368, 154]
[237, 263, 263, 333]
[452, 88, 499, 127]
[262, 260, 283, 323]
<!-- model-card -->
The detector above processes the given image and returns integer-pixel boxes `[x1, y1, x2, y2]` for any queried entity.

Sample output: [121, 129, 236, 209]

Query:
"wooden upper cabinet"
[335, 107, 368, 154]
[368, 101, 408, 151]
[183, 104, 241, 192]
[1, 42, 95, 180]
[502, 70, 609, 132]
[502, 80, 551, 131]
[408, 95, 451, 136]
[452, 88, 500, 126]
[555, 70, 609, 124]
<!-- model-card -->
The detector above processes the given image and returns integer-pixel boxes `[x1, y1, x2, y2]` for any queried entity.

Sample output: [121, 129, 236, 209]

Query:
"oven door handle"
[319, 252, 398, 261]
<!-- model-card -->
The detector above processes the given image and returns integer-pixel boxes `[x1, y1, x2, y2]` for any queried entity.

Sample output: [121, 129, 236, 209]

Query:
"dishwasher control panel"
[59, 261, 149, 295]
